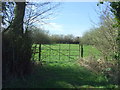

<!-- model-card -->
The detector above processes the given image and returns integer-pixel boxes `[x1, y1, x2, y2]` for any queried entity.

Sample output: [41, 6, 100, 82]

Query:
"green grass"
[5, 62, 117, 88]
[4, 44, 118, 88]
[32, 44, 101, 63]
[32, 44, 80, 63]
[83, 45, 101, 59]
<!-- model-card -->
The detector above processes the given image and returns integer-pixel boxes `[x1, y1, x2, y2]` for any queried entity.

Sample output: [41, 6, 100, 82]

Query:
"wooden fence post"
[81, 44, 83, 58]
[39, 44, 41, 61]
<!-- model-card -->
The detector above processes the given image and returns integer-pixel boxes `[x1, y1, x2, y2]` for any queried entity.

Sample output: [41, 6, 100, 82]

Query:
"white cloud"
[39, 22, 64, 32]
[48, 23, 63, 31]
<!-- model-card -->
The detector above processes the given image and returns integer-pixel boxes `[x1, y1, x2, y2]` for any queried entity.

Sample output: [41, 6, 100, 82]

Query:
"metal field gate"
[32, 44, 83, 63]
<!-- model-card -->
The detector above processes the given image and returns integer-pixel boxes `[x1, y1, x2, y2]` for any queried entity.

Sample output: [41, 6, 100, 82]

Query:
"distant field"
[83, 45, 101, 59]
[32, 44, 101, 63]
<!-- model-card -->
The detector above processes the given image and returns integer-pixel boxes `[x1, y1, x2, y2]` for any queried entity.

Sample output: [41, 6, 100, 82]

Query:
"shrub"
[30, 27, 51, 44]
[78, 58, 119, 84]
[2, 30, 33, 83]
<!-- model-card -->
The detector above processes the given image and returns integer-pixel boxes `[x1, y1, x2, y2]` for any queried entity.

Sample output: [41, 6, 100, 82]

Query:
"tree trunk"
[11, 2, 26, 34]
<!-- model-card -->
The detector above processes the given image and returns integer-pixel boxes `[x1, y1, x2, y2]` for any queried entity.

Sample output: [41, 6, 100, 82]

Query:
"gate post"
[81, 44, 83, 58]
[39, 44, 41, 61]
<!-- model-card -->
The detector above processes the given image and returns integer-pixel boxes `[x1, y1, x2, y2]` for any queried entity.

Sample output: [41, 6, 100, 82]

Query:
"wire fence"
[32, 43, 83, 63]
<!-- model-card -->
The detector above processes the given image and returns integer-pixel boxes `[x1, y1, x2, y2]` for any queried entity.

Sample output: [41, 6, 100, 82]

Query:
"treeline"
[81, 4, 118, 61]
[31, 27, 81, 44]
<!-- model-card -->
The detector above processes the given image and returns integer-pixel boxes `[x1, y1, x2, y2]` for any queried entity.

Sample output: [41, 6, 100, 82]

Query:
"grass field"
[6, 62, 116, 88]
[32, 44, 101, 63]
[4, 44, 118, 88]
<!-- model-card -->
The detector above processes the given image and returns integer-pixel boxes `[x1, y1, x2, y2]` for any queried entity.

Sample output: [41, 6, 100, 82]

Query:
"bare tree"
[1, 2, 60, 32]
[2, 1, 60, 82]
[24, 2, 60, 29]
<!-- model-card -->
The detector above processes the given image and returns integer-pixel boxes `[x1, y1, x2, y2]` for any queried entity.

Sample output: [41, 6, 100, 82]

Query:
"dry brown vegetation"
[78, 57, 119, 84]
